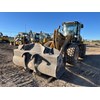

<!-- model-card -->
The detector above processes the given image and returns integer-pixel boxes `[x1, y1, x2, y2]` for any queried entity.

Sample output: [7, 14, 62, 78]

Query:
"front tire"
[66, 44, 79, 65]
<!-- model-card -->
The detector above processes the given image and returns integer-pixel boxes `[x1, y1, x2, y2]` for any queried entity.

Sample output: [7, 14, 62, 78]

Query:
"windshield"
[35, 34, 39, 39]
[63, 24, 77, 36]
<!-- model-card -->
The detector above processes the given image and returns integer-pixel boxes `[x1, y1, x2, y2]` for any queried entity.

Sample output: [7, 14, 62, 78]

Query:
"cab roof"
[62, 21, 81, 25]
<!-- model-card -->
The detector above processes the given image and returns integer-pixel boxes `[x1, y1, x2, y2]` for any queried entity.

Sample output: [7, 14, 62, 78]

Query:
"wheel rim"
[66, 44, 79, 64]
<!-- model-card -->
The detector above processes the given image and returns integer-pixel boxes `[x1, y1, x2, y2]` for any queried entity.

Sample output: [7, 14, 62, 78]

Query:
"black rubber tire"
[66, 44, 79, 65]
[79, 44, 86, 58]
[6, 40, 10, 43]
[1, 40, 10, 43]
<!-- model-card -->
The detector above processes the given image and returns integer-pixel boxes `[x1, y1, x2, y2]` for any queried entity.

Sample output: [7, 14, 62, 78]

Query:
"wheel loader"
[14, 32, 31, 46]
[32, 32, 51, 44]
[44, 21, 86, 64]
[13, 21, 86, 79]
[52, 21, 86, 64]
[0, 32, 10, 43]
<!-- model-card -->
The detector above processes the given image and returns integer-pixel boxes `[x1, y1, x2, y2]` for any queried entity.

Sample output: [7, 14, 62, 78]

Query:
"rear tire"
[6, 40, 10, 43]
[79, 44, 86, 58]
[66, 44, 79, 65]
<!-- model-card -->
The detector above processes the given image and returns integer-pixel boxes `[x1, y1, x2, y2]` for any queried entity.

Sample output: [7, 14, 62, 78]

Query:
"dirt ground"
[0, 43, 100, 87]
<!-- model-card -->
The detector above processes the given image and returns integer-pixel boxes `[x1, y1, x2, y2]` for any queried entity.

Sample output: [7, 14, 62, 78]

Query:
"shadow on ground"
[83, 55, 100, 69]
[60, 54, 100, 87]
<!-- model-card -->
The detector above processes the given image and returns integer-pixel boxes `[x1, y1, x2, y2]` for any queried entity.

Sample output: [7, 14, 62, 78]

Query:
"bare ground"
[0, 43, 100, 87]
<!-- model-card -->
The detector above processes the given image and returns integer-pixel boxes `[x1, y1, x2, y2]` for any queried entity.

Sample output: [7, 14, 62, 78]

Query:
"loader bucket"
[13, 43, 65, 78]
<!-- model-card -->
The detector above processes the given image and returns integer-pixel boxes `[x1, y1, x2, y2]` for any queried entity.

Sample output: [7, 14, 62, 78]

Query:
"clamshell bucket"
[13, 43, 65, 78]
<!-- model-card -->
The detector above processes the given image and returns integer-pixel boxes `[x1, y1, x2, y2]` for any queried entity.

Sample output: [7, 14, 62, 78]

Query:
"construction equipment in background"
[14, 32, 31, 46]
[40, 31, 52, 44]
[13, 21, 86, 79]
[0, 32, 3, 37]
[33, 33, 40, 42]
[32, 32, 51, 44]
[0, 32, 10, 43]
[14, 31, 51, 46]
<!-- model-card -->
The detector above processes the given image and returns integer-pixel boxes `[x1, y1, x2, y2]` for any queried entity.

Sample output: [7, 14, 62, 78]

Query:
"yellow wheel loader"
[13, 21, 86, 79]
[33, 32, 51, 45]
[44, 21, 86, 64]
[14, 32, 30, 46]
[0, 32, 10, 43]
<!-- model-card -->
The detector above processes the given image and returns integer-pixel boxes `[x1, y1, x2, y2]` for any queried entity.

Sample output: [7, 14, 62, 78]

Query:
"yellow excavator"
[13, 21, 86, 79]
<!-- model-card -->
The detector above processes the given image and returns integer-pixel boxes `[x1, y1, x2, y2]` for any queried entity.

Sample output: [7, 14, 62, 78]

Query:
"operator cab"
[62, 21, 83, 42]
[62, 21, 83, 36]
[34, 33, 40, 42]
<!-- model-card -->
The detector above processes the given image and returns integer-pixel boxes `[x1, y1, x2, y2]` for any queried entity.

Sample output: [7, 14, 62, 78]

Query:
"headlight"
[74, 35, 77, 38]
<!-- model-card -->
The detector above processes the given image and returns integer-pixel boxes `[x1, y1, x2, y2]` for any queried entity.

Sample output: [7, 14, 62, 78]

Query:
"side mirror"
[58, 26, 61, 30]
[81, 24, 84, 28]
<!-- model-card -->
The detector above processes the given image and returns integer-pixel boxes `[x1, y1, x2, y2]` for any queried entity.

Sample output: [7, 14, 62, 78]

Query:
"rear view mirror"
[81, 24, 84, 28]
[58, 26, 61, 29]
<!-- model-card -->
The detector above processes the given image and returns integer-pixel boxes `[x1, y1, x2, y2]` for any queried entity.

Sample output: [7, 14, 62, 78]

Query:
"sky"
[0, 12, 100, 40]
